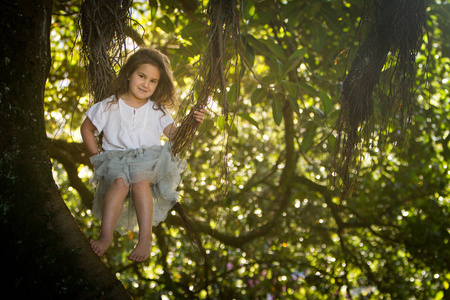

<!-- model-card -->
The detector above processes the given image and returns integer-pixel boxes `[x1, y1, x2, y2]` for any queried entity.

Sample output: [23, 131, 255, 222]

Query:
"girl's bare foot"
[90, 236, 112, 257]
[128, 238, 152, 262]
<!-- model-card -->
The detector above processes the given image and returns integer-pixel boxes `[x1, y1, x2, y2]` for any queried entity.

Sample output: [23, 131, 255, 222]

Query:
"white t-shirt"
[86, 96, 174, 151]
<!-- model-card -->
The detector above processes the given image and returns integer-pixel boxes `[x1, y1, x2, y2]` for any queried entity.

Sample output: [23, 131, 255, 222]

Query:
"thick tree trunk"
[0, 1, 130, 298]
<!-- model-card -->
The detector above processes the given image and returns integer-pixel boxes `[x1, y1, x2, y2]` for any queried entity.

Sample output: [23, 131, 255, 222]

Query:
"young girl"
[81, 47, 206, 262]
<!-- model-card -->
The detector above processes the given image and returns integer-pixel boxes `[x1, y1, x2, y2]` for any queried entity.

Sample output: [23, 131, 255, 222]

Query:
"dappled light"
[4, 0, 448, 298]
[48, 0, 450, 298]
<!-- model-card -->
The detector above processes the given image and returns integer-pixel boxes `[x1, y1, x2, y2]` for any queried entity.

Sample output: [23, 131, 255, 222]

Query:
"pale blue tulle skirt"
[89, 142, 186, 235]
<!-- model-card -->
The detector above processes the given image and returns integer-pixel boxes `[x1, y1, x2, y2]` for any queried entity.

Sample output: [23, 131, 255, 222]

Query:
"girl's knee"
[131, 180, 151, 193]
[111, 178, 128, 191]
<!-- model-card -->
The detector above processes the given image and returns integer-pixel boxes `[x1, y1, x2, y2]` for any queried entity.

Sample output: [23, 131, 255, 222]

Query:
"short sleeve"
[159, 107, 174, 133]
[86, 101, 106, 136]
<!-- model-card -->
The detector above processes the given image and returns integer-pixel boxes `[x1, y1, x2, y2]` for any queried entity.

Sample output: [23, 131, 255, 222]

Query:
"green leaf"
[217, 116, 226, 130]
[242, 42, 255, 67]
[227, 83, 238, 105]
[149, 0, 158, 20]
[251, 87, 267, 105]
[281, 61, 299, 78]
[155, 15, 175, 33]
[311, 21, 326, 50]
[281, 81, 298, 98]
[243, 0, 255, 19]
[272, 98, 283, 125]
[239, 113, 259, 128]
[319, 90, 333, 115]
[172, 64, 190, 79]
[327, 133, 336, 152]
[246, 35, 273, 58]
[301, 122, 316, 152]
[281, 49, 306, 78]
[435, 291, 444, 300]
[181, 22, 206, 53]
[260, 39, 286, 61]
[181, 21, 205, 38]
[298, 82, 318, 97]
[288, 48, 307, 61]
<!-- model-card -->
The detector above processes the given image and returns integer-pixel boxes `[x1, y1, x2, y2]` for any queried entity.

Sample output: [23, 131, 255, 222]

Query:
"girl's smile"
[124, 63, 160, 107]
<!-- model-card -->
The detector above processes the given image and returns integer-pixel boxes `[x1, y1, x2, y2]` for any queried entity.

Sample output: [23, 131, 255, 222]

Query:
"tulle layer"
[89, 142, 186, 235]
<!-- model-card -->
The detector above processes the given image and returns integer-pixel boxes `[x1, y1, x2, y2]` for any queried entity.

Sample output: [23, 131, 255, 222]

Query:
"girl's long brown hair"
[107, 47, 179, 112]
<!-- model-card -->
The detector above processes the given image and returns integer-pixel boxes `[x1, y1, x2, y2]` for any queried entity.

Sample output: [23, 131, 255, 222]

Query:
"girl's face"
[126, 63, 160, 103]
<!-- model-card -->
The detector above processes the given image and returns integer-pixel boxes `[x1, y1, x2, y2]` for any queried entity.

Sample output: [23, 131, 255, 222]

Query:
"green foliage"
[47, 0, 450, 298]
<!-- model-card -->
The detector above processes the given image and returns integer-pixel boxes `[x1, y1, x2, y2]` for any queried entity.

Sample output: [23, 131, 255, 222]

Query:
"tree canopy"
[8, 0, 450, 298]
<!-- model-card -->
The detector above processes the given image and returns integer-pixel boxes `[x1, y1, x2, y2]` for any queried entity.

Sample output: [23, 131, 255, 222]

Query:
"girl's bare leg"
[128, 181, 153, 262]
[90, 178, 129, 257]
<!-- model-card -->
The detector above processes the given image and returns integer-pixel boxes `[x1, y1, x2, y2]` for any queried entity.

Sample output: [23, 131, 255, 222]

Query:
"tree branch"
[47, 139, 93, 207]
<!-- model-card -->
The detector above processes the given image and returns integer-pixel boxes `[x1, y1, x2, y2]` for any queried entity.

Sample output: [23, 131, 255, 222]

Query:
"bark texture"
[0, 1, 130, 298]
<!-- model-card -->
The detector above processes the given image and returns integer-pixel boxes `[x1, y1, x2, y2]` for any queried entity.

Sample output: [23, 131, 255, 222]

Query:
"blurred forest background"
[3, 0, 450, 299]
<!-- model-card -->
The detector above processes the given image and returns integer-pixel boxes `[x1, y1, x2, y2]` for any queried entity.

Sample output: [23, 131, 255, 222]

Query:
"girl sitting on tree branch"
[81, 47, 206, 262]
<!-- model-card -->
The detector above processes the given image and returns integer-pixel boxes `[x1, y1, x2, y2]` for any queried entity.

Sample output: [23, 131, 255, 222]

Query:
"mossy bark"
[0, 1, 130, 298]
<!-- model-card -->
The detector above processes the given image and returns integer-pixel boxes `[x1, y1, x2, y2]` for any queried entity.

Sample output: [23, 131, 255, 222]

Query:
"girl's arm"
[163, 108, 207, 141]
[81, 118, 101, 156]
[163, 123, 179, 141]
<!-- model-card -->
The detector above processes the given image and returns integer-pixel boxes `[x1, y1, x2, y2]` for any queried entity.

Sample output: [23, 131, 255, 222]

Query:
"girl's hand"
[193, 108, 207, 124]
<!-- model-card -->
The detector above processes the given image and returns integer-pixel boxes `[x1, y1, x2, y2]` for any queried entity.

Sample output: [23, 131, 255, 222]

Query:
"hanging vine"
[171, 0, 240, 155]
[79, 0, 132, 103]
[334, 0, 427, 199]
[170, 0, 240, 248]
